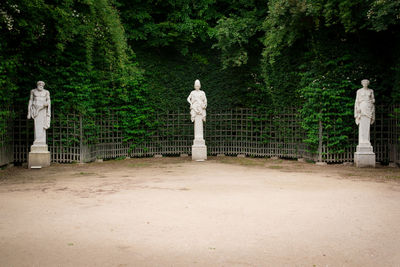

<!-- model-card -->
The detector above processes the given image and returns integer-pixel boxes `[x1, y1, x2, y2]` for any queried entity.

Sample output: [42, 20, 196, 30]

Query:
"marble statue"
[354, 79, 375, 167]
[355, 79, 375, 145]
[27, 81, 51, 168]
[187, 79, 207, 161]
[28, 81, 51, 145]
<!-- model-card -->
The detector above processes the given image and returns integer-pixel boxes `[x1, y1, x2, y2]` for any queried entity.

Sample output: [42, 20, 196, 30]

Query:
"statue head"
[37, 81, 45, 91]
[361, 79, 370, 88]
[194, 79, 201, 91]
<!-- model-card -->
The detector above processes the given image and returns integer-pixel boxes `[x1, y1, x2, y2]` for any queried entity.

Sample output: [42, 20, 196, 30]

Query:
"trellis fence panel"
[2, 105, 399, 165]
[206, 108, 308, 158]
[0, 112, 13, 166]
[391, 106, 400, 165]
[322, 105, 399, 163]
[13, 112, 81, 163]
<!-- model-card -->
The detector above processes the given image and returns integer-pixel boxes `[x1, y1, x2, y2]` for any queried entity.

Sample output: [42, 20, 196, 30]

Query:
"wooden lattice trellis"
[0, 111, 13, 166]
[1, 105, 399, 165]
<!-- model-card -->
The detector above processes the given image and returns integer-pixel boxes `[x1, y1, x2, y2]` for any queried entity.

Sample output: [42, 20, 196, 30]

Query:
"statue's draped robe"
[30, 90, 51, 146]
[188, 90, 207, 122]
[354, 88, 375, 145]
[188, 90, 207, 143]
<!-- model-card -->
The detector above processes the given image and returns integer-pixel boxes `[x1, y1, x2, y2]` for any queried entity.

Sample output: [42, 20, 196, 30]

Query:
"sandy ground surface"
[0, 157, 399, 267]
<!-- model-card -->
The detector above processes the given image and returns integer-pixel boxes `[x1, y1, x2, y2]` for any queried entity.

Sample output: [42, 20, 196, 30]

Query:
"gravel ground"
[0, 157, 399, 267]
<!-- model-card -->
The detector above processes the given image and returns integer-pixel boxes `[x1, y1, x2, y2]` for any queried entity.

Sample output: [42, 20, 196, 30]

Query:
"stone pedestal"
[192, 139, 207, 161]
[191, 115, 207, 161]
[354, 144, 375, 168]
[28, 145, 50, 168]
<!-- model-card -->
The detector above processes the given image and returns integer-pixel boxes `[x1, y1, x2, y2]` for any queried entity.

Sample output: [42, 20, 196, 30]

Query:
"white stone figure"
[187, 79, 207, 161]
[27, 81, 51, 168]
[354, 79, 375, 167]
[187, 79, 207, 122]
[28, 81, 51, 145]
[354, 79, 375, 146]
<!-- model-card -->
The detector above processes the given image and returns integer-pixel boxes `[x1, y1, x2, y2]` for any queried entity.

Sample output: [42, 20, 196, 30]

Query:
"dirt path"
[0, 157, 399, 266]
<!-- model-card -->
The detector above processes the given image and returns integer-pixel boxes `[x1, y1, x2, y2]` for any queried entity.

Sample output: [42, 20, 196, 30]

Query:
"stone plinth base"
[354, 144, 375, 168]
[192, 145, 207, 161]
[29, 145, 50, 168]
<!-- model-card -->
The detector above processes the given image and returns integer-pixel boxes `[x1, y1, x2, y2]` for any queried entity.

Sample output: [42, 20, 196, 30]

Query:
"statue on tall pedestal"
[187, 79, 207, 161]
[27, 81, 51, 168]
[354, 79, 375, 167]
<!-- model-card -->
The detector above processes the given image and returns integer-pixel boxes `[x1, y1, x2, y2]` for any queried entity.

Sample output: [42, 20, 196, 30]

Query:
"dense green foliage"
[0, 0, 151, 140]
[1, 0, 399, 151]
[262, 0, 400, 151]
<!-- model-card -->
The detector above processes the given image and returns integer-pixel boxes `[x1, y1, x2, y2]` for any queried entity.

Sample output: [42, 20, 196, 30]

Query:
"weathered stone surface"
[28, 150, 50, 168]
[27, 81, 51, 169]
[354, 151, 376, 168]
[354, 79, 375, 168]
[30, 144, 48, 152]
[187, 80, 207, 161]
[27, 81, 51, 146]
[187, 80, 207, 123]
[192, 145, 207, 161]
